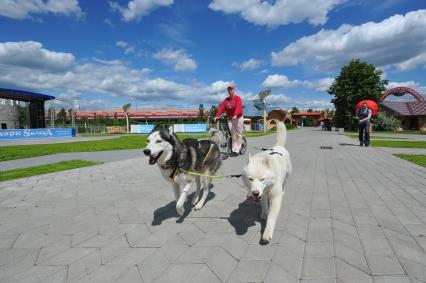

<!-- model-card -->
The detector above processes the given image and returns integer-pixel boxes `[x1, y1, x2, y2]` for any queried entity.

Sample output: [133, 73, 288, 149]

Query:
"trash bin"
[338, 128, 344, 135]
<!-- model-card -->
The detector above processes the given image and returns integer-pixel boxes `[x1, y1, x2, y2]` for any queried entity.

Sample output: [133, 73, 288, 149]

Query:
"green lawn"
[345, 134, 407, 140]
[369, 140, 426, 148]
[346, 130, 426, 135]
[0, 134, 206, 162]
[394, 154, 426, 168]
[0, 160, 102, 182]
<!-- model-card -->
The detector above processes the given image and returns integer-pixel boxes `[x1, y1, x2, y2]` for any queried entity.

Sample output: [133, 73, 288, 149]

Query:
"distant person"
[213, 85, 244, 156]
[356, 102, 372, 147]
[320, 121, 324, 131]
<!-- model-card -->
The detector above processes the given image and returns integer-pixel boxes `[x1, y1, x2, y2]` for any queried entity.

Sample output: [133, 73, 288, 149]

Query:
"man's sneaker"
[230, 152, 239, 157]
[359, 142, 363, 146]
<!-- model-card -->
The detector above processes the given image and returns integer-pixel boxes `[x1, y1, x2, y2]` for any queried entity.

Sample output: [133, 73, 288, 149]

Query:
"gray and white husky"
[143, 125, 222, 216]
[242, 121, 292, 245]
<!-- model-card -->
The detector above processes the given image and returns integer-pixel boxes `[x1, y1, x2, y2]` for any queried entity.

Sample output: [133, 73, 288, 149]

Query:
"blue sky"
[1, 0, 426, 111]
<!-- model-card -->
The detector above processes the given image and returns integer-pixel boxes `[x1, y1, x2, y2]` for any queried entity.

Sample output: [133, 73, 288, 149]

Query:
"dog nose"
[143, 149, 151, 156]
[252, 191, 259, 197]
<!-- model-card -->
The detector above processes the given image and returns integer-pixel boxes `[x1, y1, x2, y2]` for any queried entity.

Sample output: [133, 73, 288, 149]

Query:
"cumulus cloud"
[262, 74, 301, 88]
[0, 41, 231, 108]
[0, 41, 75, 72]
[209, 0, 344, 27]
[116, 41, 136, 55]
[271, 10, 426, 71]
[0, 0, 83, 20]
[110, 0, 173, 22]
[234, 58, 264, 71]
[262, 74, 334, 92]
[153, 48, 197, 72]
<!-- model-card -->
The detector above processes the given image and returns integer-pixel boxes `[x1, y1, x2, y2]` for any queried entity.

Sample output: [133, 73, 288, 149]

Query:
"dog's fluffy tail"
[275, 122, 287, 147]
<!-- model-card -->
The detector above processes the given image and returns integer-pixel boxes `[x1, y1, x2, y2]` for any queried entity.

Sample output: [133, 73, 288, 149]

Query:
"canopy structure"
[0, 88, 55, 129]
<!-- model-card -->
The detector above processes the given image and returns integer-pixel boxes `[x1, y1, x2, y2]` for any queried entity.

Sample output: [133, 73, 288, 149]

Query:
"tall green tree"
[328, 59, 388, 129]
[56, 108, 67, 125]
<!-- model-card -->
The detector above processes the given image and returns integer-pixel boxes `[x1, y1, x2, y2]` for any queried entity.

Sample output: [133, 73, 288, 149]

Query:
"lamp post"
[258, 89, 271, 133]
[122, 103, 131, 134]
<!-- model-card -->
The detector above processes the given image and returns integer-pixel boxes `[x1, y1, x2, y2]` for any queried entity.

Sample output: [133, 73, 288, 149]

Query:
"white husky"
[242, 121, 292, 245]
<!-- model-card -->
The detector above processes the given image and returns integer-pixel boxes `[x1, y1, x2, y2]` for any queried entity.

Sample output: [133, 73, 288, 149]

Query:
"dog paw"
[191, 197, 199, 206]
[176, 206, 185, 216]
[261, 231, 273, 244]
[194, 203, 203, 211]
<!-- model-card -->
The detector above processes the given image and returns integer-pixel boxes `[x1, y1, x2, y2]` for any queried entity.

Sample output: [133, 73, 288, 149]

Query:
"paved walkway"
[0, 135, 121, 147]
[0, 129, 425, 282]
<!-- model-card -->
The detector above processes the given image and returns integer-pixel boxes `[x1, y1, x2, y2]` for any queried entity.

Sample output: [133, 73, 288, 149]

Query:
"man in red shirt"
[213, 85, 244, 156]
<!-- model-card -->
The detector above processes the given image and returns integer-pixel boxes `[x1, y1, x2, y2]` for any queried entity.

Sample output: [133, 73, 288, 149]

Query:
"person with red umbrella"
[356, 101, 373, 147]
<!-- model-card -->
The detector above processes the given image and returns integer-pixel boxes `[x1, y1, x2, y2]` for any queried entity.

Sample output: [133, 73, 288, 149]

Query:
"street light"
[122, 103, 131, 134]
[258, 89, 271, 133]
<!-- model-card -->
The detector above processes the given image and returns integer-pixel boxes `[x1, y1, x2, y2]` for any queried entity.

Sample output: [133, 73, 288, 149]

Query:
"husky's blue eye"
[156, 140, 162, 143]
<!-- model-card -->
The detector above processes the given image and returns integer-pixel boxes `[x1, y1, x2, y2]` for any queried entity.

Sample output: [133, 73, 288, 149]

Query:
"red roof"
[381, 101, 426, 116]
[74, 109, 203, 119]
[292, 112, 321, 117]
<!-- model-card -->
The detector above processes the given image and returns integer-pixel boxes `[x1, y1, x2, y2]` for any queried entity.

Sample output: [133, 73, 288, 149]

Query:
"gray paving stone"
[227, 260, 270, 283]
[365, 254, 405, 275]
[138, 249, 170, 283]
[302, 257, 335, 279]
[117, 266, 144, 283]
[373, 275, 411, 283]
[154, 263, 203, 283]
[265, 262, 298, 283]
[361, 238, 393, 255]
[335, 258, 373, 283]
[206, 247, 238, 282]
[1, 129, 425, 282]
[305, 241, 333, 257]
[188, 264, 221, 283]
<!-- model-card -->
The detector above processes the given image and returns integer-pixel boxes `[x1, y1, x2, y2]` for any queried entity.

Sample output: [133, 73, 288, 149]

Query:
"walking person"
[356, 102, 372, 146]
[213, 85, 244, 156]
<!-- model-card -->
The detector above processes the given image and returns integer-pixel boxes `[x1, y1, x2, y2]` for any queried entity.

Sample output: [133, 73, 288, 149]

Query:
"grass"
[345, 134, 407, 140]
[369, 140, 426, 148]
[0, 134, 206, 162]
[0, 160, 102, 182]
[394, 154, 426, 168]
[346, 130, 426, 135]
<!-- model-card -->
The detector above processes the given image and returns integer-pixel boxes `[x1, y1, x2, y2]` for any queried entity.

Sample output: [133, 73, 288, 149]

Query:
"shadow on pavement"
[228, 199, 266, 242]
[339, 143, 358, 146]
[151, 191, 216, 225]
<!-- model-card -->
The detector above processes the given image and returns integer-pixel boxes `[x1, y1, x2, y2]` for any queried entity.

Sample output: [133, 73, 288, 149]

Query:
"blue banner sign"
[174, 124, 206, 133]
[0, 128, 74, 140]
[140, 125, 155, 134]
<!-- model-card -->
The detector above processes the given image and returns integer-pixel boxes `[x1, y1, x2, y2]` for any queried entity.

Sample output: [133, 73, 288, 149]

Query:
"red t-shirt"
[215, 95, 243, 119]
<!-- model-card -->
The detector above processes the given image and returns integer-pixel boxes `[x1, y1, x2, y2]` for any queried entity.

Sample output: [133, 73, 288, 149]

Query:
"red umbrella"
[356, 100, 378, 116]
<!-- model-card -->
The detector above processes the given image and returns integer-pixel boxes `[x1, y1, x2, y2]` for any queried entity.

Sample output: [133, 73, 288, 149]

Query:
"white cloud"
[0, 41, 230, 108]
[153, 48, 197, 72]
[115, 41, 128, 48]
[208, 0, 344, 27]
[262, 74, 300, 88]
[0, 41, 75, 72]
[116, 41, 136, 55]
[235, 58, 264, 71]
[0, 0, 82, 20]
[110, 0, 173, 22]
[271, 10, 426, 71]
[262, 74, 334, 92]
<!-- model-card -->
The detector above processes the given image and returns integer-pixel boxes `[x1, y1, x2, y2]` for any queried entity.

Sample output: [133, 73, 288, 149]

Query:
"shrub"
[374, 111, 400, 131]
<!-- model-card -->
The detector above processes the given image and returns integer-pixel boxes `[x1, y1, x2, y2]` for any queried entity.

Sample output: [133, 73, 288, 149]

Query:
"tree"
[57, 108, 67, 125]
[328, 59, 388, 129]
[198, 104, 205, 123]
[307, 108, 313, 113]
[290, 107, 299, 113]
[209, 105, 218, 122]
